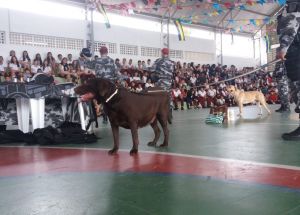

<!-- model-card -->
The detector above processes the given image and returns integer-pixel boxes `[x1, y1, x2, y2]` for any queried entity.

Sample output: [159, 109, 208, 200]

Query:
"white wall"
[0, 6, 256, 68]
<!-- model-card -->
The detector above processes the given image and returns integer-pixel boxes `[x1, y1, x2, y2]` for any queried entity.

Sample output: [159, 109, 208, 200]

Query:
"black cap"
[81, 48, 92, 58]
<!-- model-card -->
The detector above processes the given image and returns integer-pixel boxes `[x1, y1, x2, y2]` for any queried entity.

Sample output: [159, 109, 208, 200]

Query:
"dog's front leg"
[108, 123, 119, 155]
[129, 123, 139, 155]
[238, 102, 243, 117]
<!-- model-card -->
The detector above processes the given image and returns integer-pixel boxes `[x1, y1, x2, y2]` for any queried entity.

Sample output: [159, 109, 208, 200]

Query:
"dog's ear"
[91, 78, 114, 98]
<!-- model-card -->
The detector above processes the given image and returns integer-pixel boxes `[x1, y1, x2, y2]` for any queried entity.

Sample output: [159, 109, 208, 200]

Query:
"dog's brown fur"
[227, 85, 271, 116]
[74, 78, 170, 155]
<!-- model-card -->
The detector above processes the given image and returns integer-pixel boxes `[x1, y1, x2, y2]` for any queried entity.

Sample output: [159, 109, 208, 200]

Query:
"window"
[9, 32, 83, 50]
[141, 46, 160, 57]
[185, 51, 215, 62]
[120, 44, 138, 56]
[87, 41, 117, 54]
[0, 31, 5, 44]
[170, 49, 183, 59]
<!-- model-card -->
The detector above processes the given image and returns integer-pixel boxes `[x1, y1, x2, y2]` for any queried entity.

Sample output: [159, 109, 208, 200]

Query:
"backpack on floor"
[205, 114, 224, 124]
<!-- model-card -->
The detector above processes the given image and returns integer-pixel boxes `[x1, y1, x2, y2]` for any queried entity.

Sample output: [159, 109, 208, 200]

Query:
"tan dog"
[227, 85, 271, 116]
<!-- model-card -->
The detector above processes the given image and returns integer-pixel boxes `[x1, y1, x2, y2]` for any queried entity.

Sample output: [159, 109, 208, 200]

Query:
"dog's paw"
[147, 141, 156, 147]
[108, 148, 118, 155]
[130, 148, 138, 155]
[159, 143, 168, 147]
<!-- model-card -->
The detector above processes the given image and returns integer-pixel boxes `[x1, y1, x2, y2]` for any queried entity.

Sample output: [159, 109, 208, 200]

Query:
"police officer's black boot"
[275, 105, 290, 113]
[282, 113, 300, 141]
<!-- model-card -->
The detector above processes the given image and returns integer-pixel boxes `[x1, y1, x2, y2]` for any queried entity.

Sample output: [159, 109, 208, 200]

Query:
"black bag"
[0, 129, 26, 144]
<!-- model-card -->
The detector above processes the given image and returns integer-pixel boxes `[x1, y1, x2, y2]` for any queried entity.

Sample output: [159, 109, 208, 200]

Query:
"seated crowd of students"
[0, 50, 280, 110]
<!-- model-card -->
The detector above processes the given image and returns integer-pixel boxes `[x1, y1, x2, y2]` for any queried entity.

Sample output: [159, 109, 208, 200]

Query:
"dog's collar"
[106, 89, 118, 103]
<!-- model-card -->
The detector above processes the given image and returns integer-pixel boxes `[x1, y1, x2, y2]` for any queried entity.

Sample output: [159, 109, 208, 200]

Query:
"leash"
[137, 59, 282, 93]
[190, 59, 282, 89]
[191, 59, 282, 89]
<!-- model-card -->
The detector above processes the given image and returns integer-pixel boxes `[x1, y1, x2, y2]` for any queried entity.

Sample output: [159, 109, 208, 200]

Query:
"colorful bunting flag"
[95, 0, 111, 28]
[174, 19, 185, 41]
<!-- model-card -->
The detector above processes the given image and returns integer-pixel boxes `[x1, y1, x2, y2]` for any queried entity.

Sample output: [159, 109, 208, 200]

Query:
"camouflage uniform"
[85, 56, 118, 80]
[277, 2, 300, 111]
[85, 55, 119, 124]
[274, 62, 290, 111]
[151, 56, 175, 90]
[278, 1, 300, 140]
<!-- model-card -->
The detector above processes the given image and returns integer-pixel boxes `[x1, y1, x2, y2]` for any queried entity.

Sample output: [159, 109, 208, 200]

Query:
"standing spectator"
[146, 59, 151, 70]
[142, 61, 147, 70]
[185, 88, 193, 109]
[115, 58, 121, 71]
[137, 60, 143, 71]
[67, 54, 73, 65]
[57, 54, 63, 64]
[122, 58, 128, 69]
[128, 59, 134, 69]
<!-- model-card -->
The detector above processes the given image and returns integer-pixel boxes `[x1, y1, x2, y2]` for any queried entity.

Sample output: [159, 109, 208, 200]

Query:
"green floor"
[2, 105, 300, 215]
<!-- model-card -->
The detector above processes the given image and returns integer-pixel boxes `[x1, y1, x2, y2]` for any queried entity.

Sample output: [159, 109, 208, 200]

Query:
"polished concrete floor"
[1, 105, 300, 215]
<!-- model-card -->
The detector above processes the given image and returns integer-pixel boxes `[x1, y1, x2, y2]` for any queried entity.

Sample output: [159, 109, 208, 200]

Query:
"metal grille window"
[9, 32, 83, 50]
[141, 46, 160, 57]
[0, 31, 5, 44]
[184, 51, 214, 62]
[170, 49, 183, 59]
[87, 41, 117, 54]
[120, 44, 138, 56]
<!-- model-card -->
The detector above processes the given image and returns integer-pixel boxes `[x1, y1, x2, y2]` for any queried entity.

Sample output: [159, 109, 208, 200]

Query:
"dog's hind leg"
[108, 124, 119, 155]
[148, 118, 161, 147]
[129, 123, 139, 155]
[257, 102, 263, 116]
[261, 100, 271, 115]
[157, 116, 169, 147]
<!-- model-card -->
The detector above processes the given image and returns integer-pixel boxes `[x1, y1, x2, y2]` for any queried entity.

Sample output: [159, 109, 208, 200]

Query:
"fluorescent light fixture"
[0, 0, 214, 40]
[0, 0, 85, 20]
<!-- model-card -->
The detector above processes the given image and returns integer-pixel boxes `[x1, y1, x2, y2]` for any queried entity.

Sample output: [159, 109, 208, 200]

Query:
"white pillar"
[16, 98, 30, 133]
[30, 98, 45, 130]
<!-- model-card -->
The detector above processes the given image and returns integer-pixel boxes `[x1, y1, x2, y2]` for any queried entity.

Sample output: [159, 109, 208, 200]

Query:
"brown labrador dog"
[74, 78, 170, 155]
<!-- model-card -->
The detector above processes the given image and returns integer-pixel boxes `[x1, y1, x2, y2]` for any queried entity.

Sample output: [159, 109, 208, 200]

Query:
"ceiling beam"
[252, 5, 285, 37]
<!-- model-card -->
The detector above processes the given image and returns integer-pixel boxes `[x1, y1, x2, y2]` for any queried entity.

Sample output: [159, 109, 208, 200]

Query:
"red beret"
[100, 46, 108, 55]
[161, 48, 169, 55]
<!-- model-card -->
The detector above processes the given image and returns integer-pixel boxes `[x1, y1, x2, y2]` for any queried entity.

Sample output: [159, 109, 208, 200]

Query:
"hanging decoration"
[264, 35, 271, 53]
[90, 0, 111, 28]
[174, 19, 185, 41]
[91, 0, 286, 34]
